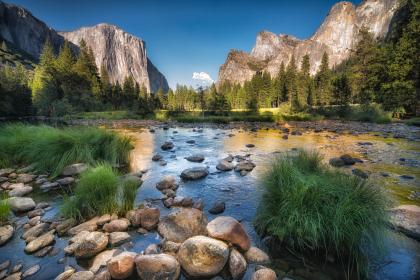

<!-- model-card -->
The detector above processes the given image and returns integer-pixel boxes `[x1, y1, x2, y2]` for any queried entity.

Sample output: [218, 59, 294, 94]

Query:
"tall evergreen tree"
[315, 52, 332, 106]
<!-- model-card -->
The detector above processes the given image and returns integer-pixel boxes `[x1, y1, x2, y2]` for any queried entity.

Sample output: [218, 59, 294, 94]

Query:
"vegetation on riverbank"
[255, 150, 390, 277]
[61, 164, 140, 220]
[0, 124, 133, 177]
[0, 194, 10, 224]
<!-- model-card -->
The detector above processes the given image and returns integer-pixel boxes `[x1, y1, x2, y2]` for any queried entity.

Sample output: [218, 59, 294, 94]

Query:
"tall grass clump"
[0, 193, 10, 224]
[60, 164, 140, 220]
[255, 150, 389, 277]
[0, 124, 133, 177]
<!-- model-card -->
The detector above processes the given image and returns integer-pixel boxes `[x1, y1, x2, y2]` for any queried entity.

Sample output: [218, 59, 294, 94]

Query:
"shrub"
[0, 124, 133, 177]
[61, 164, 140, 220]
[255, 150, 389, 277]
[0, 193, 10, 224]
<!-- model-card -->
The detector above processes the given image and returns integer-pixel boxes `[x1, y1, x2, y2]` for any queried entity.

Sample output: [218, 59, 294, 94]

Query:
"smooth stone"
[8, 186, 32, 197]
[39, 182, 59, 191]
[4, 272, 22, 280]
[28, 216, 41, 226]
[56, 218, 77, 236]
[208, 201, 225, 215]
[33, 245, 54, 257]
[185, 154, 205, 163]
[62, 163, 88, 176]
[390, 205, 420, 240]
[156, 176, 178, 191]
[0, 168, 14, 177]
[234, 161, 256, 172]
[56, 177, 75, 186]
[74, 231, 108, 259]
[89, 249, 118, 274]
[93, 269, 111, 280]
[229, 248, 247, 280]
[161, 240, 181, 255]
[7, 183, 24, 190]
[251, 268, 277, 280]
[186, 140, 195, 144]
[329, 157, 345, 167]
[180, 167, 209, 180]
[152, 154, 163, 161]
[161, 141, 174, 150]
[216, 160, 235, 171]
[22, 222, 49, 241]
[192, 198, 204, 211]
[103, 219, 130, 233]
[27, 208, 45, 218]
[0, 260, 10, 271]
[157, 207, 208, 243]
[244, 247, 270, 264]
[206, 216, 251, 251]
[96, 214, 111, 226]
[0, 225, 14, 245]
[16, 174, 35, 184]
[68, 217, 99, 235]
[68, 271, 94, 280]
[177, 235, 229, 278]
[339, 154, 356, 165]
[144, 243, 160, 255]
[8, 197, 36, 212]
[55, 268, 75, 280]
[107, 252, 136, 279]
[109, 232, 131, 246]
[25, 230, 55, 253]
[22, 264, 40, 278]
[246, 144, 255, 148]
[135, 254, 180, 280]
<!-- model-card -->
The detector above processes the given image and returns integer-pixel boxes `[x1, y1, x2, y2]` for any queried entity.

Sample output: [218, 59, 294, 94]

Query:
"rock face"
[135, 254, 180, 280]
[218, 0, 399, 85]
[59, 23, 168, 93]
[390, 205, 420, 241]
[158, 207, 208, 243]
[177, 235, 229, 278]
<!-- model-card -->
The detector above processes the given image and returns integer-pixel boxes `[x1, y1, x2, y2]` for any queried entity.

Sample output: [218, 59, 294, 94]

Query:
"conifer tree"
[315, 52, 332, 106]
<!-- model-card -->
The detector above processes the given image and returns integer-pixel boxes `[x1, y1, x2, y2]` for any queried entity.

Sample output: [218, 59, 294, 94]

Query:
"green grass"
[255, 150, 390, 277]
[0, 124, 133, 177]
[405, 117, 420, 126]
[0, 193, 10, 225]
[60, 164, 140, 220]
[73, 110, 143, 120]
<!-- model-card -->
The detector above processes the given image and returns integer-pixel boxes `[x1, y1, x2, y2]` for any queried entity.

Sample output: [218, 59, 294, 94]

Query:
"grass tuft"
[60, 164, 140, 220]
[0, 193, 10, 225]
[0, 124, 133, 176]
[255, 149, 389, 277]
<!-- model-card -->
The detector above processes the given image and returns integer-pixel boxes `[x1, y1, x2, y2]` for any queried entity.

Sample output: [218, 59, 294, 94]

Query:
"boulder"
[89, 249, 118, 274]
[109, 232, 131, 246]
[107, 252, 136, 279]
[74, 231, 108, 258]
[140, 208, 160, 230]
[55, 268, 75, 280]
[96, 214, 111, 226]
[8, 197, 35, 212]
[244, 247, 270, 264]
[178, 235, 229, 278]
[27, 208, 45, 218]
[180, 167, 209, 180]
[156, 176, 178, 191]
[158, 207, 208, 243]
[234, 161, 256, 172]
[103, 219, 130, 233]
[390, 205, 420, 241]
[62, 163, 88, 176]
[56, 218, 77, 236]
[68, 217, 99, 235]
[208, 201, 225, 215]
[6, 182, 24, 190]
[68, 271, 94, 280]
[0, 225, 14, 245]
[216, 160, 235, 171]
[161, 240, 181, 255]
[25, 230, 55, 253]
[161, 141, 174, 150]
[135, 254, 180, 280]
[64, 231, 91, 255]
[144, 243, 160, 255]
[8, 185, 33, 197]
[251, 268, 277, 280]
[229, 248, 247, 280]
[22, 222, 49, 241]
[206, 216, 251, 251]
[185, 154, 205, 163]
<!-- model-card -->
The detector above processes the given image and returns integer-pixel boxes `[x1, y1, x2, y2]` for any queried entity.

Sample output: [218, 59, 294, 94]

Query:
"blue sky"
[11, 0, 361, 88]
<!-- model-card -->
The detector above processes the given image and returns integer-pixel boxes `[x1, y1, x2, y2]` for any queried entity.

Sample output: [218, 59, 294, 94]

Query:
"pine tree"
[55, 41, 74, 73]
[286, 55, 299, 111]
[332, 73, 352, 115]
[315, 52, 332, 106]
[100, 64, 112, 103]
[299, 54, 311, 107]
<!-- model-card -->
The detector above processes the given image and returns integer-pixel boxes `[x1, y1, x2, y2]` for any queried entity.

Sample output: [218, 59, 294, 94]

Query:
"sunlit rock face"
[59, 24, 168, 93]
[218, 0, 399, 85]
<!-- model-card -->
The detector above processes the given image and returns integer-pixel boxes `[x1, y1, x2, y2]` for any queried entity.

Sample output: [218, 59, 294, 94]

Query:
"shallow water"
[1, 125, 419, 279]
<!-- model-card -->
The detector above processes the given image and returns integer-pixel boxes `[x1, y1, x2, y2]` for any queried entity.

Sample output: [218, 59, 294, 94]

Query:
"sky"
[11, 0, 361, 88]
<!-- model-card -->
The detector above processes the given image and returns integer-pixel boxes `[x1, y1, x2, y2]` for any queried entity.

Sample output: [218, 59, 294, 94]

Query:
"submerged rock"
[161, 141, 174, 150]
[0, 225, 14, 245]
[208, 201, 226, 215]
[177, 235, 229, 278]
[180, 167, 209, 180]
[135, 254, 180, 280]
[158, 207, 208, 243]
[152, 154, 163, 161]
[22, 264, 40, 278]
[206, 216, 251, 251]
[156, 176, 178, 191]
[390, 205, 420, 241]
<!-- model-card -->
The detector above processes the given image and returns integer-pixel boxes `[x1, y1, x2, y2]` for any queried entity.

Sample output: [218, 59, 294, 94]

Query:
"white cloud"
[192, 72, 214, 85]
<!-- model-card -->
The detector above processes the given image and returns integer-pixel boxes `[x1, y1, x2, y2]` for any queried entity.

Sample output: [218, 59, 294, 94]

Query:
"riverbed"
[1, 122, 419, 279]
